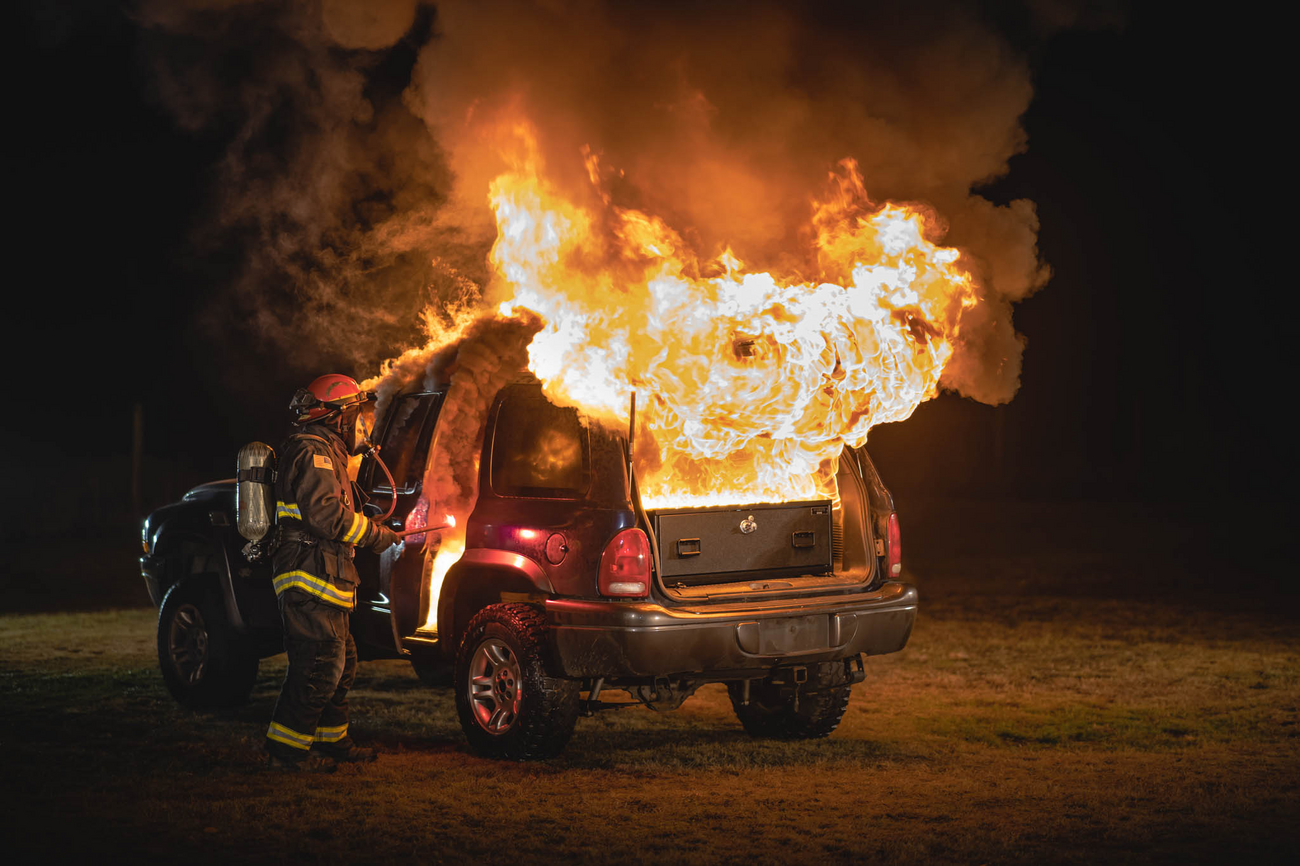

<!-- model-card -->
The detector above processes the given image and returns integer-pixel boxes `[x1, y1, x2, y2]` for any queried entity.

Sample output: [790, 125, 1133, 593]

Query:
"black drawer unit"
[650, 500, 834, 585]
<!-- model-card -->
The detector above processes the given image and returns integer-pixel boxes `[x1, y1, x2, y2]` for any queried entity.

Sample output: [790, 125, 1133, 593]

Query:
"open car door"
[352, 389, 445, 654]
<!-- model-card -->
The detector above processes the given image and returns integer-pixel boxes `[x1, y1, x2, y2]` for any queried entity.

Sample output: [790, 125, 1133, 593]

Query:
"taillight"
[598, 528, 650, 598]
[886, 511, 902, 578]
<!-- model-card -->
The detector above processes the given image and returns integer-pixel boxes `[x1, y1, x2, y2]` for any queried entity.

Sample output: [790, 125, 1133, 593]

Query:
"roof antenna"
[627, 390, 636, 490]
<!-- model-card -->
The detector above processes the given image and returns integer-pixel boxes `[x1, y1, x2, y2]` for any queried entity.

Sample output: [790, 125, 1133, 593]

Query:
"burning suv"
[140, 378, 916, 759]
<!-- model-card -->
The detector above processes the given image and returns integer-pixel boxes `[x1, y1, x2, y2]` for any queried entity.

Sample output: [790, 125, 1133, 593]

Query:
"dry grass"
[3, 501, 1296, 862]
[3, 580, 1297, 864]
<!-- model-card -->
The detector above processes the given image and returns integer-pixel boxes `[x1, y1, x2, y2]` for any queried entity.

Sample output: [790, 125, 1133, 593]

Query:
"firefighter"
[264, 373, 398, 771]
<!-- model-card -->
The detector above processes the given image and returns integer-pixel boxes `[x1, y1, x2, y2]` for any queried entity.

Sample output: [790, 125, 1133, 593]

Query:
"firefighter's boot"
[314, 737, 377, 763]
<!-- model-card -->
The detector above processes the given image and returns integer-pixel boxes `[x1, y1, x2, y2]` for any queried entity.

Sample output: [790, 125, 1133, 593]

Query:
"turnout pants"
[265, 590, 357, 759]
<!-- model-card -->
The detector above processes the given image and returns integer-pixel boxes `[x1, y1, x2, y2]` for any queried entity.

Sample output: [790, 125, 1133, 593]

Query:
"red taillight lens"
[598, 528, 651, 598]
[886, 511, 902, 578]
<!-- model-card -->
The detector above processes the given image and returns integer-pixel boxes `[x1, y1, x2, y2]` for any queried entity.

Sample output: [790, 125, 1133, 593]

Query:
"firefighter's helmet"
[290, 374, 371, 424]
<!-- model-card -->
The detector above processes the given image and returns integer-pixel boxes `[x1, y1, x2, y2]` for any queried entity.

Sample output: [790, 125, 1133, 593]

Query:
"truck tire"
[454, 603, 579, 760]
[157, 575, 258, 709]
[727, 664, 852, 740]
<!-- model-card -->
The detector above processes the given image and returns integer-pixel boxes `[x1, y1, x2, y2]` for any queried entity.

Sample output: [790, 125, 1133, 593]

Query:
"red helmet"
[290, 374, 371, 424]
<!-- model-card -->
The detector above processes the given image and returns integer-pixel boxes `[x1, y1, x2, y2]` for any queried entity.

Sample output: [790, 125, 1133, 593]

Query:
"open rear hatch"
[651, 500, 836, 589]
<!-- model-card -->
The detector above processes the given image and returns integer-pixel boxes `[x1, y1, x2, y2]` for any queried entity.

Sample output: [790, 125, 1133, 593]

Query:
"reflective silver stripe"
[267, 721, 313, 750]
[276, 500, 302, 519]
[273, 571, 355, 608]
[342, 512, 368, 545]
[314, 724, 348, 743]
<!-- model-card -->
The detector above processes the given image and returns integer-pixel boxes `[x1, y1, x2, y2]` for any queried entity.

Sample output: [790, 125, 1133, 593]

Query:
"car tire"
[454, 603, 579, 760]
[727, 663, 852, 739]
[157, 575, 258, 709]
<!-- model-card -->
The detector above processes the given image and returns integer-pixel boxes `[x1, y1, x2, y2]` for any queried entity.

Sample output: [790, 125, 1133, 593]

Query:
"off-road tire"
[727, 663, 852, 739]
[157, 575, 258, 709]
[454, 603, 579, 760]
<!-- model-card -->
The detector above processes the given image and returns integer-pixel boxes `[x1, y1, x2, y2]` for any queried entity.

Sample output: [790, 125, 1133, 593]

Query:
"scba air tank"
[236, 441, 276, 543]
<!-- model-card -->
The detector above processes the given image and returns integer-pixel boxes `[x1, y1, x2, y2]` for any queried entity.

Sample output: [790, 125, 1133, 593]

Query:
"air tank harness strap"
[277, 528, 316, 547]
[237, 465, 275, 484]
[279, 528, 354, 559]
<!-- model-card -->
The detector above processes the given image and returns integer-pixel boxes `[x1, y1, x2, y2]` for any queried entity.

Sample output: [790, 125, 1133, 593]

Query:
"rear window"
[490, 393, 590, 498]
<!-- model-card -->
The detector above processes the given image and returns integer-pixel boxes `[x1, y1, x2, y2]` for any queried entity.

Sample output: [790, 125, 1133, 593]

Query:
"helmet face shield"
[289, 388, 319, 420]
[342, 403, 375, 456]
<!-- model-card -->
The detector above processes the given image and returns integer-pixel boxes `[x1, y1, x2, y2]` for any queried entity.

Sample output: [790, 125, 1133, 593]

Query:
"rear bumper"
[547, 581, 917, 678]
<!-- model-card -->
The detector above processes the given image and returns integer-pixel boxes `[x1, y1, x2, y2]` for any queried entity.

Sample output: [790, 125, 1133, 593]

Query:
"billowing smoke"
[367, 309, 540, 526]
[137, 0, 466, 379]
[140, 0, 1062, 403]
[409, 0, 1053, 403]
[363, 310, 541, 630]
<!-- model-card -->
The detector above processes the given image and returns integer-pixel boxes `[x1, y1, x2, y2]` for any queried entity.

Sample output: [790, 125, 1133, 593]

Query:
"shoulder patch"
[313, 454, 334, 470]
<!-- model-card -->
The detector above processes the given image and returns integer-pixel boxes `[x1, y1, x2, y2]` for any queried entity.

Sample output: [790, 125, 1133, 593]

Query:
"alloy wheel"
[168, 602, 209, 685]
[467, 638, 522, 734]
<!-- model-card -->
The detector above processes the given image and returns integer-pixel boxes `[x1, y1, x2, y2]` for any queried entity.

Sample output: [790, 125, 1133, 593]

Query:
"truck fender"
[153, 521, 247, 633]
[436, 548, 554, 654]
[213, 527, 247, 631]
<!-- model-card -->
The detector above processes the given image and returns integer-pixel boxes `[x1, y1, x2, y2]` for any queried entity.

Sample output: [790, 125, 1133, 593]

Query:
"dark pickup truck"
[141, 378, 917, 758]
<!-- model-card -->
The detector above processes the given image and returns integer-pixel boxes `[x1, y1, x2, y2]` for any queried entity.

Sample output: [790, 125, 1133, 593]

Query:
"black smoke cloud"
[141, 0, 1088, 403]
[138, 0, 466, 381]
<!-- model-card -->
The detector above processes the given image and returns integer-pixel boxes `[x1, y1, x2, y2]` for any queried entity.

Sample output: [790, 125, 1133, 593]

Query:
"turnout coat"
[271, 423, 380, 610]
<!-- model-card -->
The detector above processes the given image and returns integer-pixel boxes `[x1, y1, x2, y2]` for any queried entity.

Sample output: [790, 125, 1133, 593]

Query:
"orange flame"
[491, 142, 976, 509]
[379, 124, 983, 633]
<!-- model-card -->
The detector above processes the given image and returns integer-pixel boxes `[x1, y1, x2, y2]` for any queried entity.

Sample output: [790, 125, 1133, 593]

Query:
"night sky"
[5, 1, 1286, 539]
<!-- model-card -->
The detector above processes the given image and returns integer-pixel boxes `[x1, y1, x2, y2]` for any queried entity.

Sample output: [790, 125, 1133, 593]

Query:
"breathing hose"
[366, 444, 398, 521]
[365, 439, 450, 536]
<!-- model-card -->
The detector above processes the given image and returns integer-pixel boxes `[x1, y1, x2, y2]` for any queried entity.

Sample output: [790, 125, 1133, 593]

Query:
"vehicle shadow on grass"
[219, 664, 914, 770]
[558, 724, 909, 771]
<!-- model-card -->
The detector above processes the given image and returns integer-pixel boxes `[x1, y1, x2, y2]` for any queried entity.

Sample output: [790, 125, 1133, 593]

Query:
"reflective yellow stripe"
[267, 721, 313, 751]
[342, 511, 368, 545]
[273, 576, 354, 608]
[273, 571, 355, 609]
[276, 501, 302, 520]
[314, 723, 349, 743]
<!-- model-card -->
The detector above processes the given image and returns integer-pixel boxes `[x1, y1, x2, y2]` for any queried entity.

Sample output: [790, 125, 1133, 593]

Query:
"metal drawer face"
[652, 500, 833, 581]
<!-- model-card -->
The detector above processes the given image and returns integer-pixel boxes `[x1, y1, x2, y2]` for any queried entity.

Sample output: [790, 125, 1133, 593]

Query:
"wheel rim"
[168, 603, 209, 686]
[467, 638, 522, 735]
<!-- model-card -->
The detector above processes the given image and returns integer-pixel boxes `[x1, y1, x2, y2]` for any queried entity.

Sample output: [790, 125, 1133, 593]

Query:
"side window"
[490, 394, 590, 498]
[367, 392, 444, 494]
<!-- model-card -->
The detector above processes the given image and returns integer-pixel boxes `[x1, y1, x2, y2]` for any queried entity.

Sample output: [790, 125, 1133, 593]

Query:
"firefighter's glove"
[368, 525, 399, 554]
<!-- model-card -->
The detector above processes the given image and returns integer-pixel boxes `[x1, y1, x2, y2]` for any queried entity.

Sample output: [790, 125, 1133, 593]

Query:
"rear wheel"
[454, 604, 579, 760]
[157, 576, 258, 709]
[727, 663, 852, 739]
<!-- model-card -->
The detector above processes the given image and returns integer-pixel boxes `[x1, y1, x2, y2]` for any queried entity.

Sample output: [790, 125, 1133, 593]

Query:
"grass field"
[2, 501, 1297, 863]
